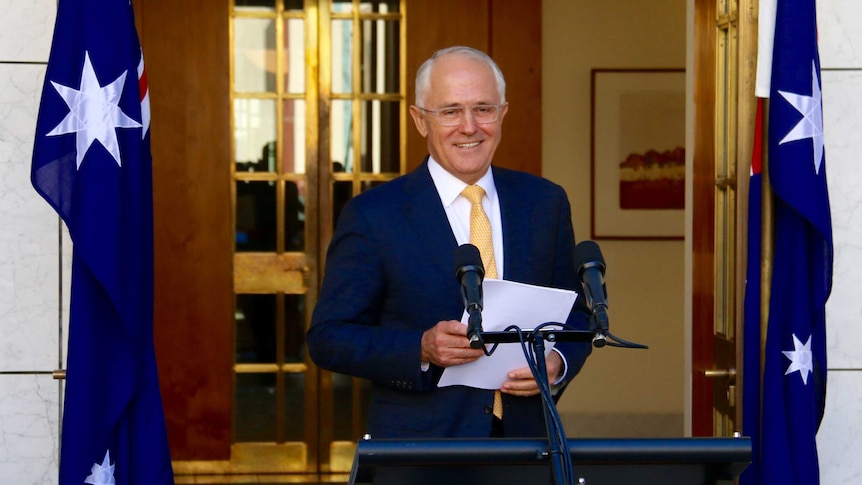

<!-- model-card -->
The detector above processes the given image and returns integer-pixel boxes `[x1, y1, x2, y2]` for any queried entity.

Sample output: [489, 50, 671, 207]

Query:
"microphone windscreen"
[574, 240, 606, 274]
[454, 244, 484, 279]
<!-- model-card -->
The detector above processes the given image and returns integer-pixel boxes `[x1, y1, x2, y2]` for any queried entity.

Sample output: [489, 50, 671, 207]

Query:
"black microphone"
[454, 244, 485, 349]
[574, 240, 610, 347]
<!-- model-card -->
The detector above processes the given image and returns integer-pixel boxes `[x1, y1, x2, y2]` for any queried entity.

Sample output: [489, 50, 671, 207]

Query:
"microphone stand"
[480, 325, 648, 484]
[480, 326, 594, 485]
[533, 330, 569, 485]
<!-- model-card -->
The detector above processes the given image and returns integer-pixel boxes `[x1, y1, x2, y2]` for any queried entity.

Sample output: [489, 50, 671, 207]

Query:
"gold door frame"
[694, 0, 759, 437]
[173, 0, 406, 481]
[316, 0, 407, 474]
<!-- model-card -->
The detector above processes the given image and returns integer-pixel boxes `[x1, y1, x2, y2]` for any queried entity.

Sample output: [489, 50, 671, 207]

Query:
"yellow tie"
[461, 185, 503, 420]
[461, 185, 497, 279]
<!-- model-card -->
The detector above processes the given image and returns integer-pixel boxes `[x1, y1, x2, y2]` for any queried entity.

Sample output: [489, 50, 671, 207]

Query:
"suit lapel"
[494, 166, 532, 282]
[402, 161, 459, 275]
[398, 163, 534, 280]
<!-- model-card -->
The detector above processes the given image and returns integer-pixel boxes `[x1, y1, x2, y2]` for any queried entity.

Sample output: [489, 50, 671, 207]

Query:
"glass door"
[230, 0, 405, 478]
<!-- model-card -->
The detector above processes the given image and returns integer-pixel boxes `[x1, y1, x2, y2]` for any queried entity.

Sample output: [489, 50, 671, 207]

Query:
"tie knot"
[461, 185, 486, 204]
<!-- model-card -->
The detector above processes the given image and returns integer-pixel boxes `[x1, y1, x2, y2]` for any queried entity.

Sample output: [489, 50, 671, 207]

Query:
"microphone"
[454, 244, 485, 349]
[574, 240, 610, 347]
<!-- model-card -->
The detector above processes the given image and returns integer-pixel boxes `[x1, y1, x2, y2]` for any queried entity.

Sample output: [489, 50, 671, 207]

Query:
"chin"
[450, 153, 491, 169]
[453, 163, 490, 179]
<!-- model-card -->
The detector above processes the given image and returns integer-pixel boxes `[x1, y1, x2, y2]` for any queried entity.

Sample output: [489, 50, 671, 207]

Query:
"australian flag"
[740, 99, 764, 485]
[30, 0, 173, 483]
[743, 0, 833, 483]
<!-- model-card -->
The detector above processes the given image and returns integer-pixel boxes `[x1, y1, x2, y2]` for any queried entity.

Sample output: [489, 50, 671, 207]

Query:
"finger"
[501, 381, 540, 396]
[442, 320, 467, 336]
[501, 371, 537, 389]
[505, 367, 534, 380]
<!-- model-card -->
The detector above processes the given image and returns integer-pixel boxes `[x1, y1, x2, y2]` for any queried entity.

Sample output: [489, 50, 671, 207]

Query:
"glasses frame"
[415, 103, 507, 126]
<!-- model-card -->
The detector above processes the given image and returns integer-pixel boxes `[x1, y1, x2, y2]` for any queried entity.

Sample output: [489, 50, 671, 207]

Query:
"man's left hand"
[499, 351, 563, 396]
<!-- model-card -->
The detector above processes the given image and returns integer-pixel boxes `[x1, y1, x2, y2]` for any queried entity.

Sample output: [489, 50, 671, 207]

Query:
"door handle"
[704, 368, 736, 381]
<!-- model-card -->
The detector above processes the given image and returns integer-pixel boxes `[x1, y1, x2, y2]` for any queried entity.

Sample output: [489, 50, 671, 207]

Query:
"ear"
[409, 106, 428, 137]
[499, 102, 509, 122]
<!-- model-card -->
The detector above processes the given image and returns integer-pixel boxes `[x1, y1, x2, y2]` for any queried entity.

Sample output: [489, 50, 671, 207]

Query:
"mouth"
[455, 141, 481, 149]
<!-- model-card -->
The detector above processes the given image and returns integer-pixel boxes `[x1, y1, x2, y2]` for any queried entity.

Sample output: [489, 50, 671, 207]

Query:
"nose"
[457, 109, 478, 133]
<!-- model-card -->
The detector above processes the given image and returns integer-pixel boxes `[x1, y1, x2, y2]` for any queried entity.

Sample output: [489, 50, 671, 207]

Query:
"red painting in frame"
[590, 68, 686, 240]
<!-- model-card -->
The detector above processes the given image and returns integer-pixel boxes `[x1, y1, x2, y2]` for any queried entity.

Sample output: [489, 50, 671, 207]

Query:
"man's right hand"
[420, 320, 485, 367]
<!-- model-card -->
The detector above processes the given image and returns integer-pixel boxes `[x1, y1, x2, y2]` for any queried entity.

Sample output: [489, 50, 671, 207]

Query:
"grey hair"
[414, 46, 507, 107]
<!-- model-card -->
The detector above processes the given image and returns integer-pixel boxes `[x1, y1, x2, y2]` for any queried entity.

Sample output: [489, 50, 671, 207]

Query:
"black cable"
[511, 323, 576, 484]
[482, 322, 646, 483]
[603, 331, 649, 349]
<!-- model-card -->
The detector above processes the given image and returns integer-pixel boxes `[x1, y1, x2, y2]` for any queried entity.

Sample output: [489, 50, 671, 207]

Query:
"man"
[306, 46, 592, 439]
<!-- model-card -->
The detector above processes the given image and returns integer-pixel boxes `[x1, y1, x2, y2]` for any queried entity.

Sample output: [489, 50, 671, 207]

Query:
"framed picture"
[590, 68, 686, 240]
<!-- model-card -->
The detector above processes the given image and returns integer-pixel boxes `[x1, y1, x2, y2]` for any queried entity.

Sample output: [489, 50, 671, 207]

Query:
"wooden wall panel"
[490, 0, 542, 176]
[406, 0, 490, 172]
[405, 0, 541, 176]
[135, 0, 234, 460]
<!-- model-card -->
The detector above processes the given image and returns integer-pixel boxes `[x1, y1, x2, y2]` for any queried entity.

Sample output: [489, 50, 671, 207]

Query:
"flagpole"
[759, 97, 773, 414]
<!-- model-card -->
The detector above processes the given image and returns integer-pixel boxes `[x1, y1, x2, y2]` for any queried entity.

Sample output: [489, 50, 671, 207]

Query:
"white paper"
[437, 278, 578, 390]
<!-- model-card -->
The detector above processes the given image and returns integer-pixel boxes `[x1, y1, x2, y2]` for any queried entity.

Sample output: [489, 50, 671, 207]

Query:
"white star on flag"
[777, 61, 824, 174]
[84, 450, 116, 485]
[782, 333, 814, 385]
[46, 51, 141, 169]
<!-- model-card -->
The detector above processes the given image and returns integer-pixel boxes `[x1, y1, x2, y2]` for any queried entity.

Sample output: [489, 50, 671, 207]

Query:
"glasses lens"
[437, 107, 463, 125]
[472, 105, 498, 123]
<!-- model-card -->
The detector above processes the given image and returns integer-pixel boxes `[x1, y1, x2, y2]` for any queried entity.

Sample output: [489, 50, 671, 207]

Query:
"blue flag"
[757, 0, 833, 483]
[740, 99, 764, 485]
[30, 1, 173, 483]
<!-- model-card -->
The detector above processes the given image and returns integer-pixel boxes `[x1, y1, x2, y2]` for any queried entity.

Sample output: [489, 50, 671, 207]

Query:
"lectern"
[347, 291, 748, 484]
[348, 436, 751, 485]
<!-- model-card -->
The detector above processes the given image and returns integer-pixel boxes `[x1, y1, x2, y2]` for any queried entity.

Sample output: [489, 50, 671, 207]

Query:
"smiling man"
[306, 46, 592, 439]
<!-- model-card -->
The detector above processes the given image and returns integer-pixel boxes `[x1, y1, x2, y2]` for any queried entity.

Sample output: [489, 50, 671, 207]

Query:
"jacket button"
[484, 405, 493, 414]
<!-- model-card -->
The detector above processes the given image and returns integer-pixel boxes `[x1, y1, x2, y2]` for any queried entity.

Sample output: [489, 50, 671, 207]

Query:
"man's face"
[409, 55, 508, 184]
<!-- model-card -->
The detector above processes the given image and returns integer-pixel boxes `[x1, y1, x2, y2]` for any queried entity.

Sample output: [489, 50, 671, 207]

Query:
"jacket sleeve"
[549, 183, 594, 393]
[306, 198, 433, 391]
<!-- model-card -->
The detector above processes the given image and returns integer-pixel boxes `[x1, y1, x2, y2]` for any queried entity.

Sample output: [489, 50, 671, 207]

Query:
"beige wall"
[542, 0, 688, 436]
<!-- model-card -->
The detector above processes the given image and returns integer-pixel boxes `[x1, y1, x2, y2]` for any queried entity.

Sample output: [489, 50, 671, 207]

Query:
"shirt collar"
[427, 157, 497, 207]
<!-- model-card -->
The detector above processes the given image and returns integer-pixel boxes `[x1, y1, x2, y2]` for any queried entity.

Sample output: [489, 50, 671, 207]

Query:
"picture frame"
[590, 68, 686, 240]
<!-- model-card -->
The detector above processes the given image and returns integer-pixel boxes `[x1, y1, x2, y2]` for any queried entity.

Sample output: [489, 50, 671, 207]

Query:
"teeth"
[457, 142, 480, 149]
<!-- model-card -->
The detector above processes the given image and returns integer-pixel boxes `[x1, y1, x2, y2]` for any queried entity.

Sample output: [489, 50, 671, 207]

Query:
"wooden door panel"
[136, 0, 234, 460]
[691, 0, 757, 437]
[691, 0, 717, 437]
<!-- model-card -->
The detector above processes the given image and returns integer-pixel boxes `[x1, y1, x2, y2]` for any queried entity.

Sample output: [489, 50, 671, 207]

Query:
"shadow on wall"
[563, 413, 684, 438]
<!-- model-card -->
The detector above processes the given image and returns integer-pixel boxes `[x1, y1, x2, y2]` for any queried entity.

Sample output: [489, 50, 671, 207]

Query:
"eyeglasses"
[415, 104, 506, 126]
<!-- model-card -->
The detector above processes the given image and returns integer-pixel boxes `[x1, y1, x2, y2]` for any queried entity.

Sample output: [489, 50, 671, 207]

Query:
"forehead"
[426, 55, 499, 106]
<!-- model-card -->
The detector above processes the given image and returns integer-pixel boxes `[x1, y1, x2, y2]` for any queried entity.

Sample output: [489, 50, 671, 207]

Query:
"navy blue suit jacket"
[307, 161, 592, 438]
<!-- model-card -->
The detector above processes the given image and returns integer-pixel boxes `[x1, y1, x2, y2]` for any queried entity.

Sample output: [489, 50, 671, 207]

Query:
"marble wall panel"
[822, 70, 862, 369]
[0, 0, 56, 63]
[818, 0, 862, 69]
[0, 374, 60, 485]
[817, 371, 862, 484]
[0, 64, 60, 372]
